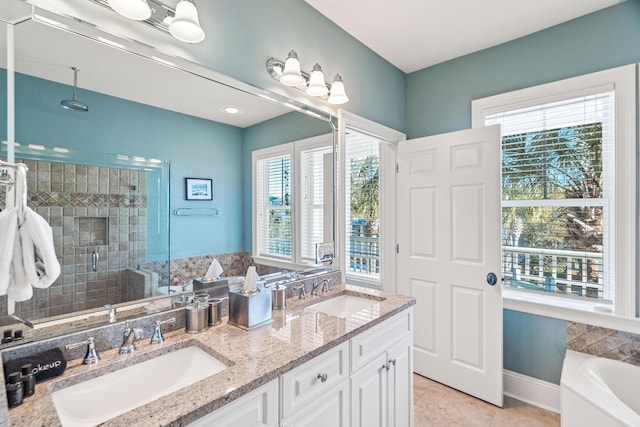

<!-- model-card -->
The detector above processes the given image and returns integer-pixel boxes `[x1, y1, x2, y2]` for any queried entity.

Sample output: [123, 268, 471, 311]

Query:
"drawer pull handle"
[383, 359, 397, 371]
[317, 373, 328, 383]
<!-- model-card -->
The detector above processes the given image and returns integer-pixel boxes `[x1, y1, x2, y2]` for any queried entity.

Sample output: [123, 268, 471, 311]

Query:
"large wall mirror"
[0, 6, 336, 341]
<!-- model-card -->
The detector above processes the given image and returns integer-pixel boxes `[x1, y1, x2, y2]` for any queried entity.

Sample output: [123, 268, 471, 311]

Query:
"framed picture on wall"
[185, 177, 213, 200]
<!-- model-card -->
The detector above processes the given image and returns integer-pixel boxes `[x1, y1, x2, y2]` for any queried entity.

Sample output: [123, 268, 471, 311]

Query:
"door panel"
[397, 125, 502, 406]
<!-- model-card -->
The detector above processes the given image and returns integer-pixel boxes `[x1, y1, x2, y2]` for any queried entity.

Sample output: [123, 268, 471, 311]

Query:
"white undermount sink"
[51, 346, 227, 427]
[308, 294, 382, 318]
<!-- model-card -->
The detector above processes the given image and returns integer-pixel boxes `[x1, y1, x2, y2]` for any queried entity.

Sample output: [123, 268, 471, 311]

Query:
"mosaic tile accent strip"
[28, 191, 146, 208]
[567, 321, 640, 366]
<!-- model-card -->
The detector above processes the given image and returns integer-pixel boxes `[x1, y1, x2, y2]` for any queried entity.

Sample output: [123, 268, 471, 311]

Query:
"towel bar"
[173, 208, 222, 217]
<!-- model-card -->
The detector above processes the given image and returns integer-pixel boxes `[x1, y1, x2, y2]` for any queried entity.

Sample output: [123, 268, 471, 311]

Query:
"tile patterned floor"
[414, 374, 561, 426]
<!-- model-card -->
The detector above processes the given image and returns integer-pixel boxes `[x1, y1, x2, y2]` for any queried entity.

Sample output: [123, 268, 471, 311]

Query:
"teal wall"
[406, 1, 640, 384]
[13, 72, 244, 259]
[186, 0, 406, 133]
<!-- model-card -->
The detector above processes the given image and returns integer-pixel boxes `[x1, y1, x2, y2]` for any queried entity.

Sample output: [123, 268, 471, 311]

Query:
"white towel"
[5, 166, 60, 314]
[205, 258, 223, 279]
[0, 207, 18, 294]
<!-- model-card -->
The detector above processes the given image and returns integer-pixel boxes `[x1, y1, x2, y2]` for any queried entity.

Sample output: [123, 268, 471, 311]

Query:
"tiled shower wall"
[567, 321, 640, 366]
[1, 159, 153, 319]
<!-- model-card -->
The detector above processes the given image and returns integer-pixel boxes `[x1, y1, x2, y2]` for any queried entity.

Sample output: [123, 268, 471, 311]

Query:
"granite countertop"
[7, 284, 415, 426]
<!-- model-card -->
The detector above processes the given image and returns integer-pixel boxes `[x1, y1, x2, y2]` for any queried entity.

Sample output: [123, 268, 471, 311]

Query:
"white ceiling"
[305, 0, 622, 73]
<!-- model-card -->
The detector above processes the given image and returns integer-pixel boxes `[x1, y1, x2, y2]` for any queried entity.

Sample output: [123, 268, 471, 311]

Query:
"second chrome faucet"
[119, 321, 144, 354]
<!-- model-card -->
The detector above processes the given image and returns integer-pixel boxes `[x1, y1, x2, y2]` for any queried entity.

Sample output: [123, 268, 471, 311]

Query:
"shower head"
[60, 67, 89, 112]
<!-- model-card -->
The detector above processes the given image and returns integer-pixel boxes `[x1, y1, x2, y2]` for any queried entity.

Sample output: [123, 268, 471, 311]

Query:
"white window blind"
[486, 91, 614, 301]
[344, 130, 381, 283]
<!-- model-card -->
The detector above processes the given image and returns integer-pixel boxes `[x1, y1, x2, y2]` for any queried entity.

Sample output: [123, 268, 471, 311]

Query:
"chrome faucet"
[151, 318, 176, 345]
[295, 284, 307, 299]
[120, 321, 144, 354]
[311, 278, 330, 296]
[66, 337, 100, 364]
[104, 304, 117, 323]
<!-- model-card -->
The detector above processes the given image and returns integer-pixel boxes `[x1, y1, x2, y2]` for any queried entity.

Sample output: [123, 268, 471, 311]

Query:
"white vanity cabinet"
[350, 310, 414, 427]
[187, 379, 279, 427]
[187, 308, 413, 427]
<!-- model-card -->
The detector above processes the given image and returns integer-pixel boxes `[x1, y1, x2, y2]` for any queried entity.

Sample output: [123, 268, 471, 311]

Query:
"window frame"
[252, 134, 333, 270]
[471, 64, 636, 322]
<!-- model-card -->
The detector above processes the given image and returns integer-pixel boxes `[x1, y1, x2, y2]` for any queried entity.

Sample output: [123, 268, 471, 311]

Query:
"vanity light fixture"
[266, 51, 349, 104]
[88, 0, 205, 44]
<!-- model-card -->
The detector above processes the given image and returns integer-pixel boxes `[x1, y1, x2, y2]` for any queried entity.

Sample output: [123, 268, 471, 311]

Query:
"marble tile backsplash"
[168, 252, 283, 286]
[566, 321, 640, 366]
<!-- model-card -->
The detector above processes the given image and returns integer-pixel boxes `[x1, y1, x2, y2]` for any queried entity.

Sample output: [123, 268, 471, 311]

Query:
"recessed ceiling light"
[149, 158, 162, 164]
[28, 144, 46, 150]
[133, 156, 146, 162]
[2, 141, 20, 146]
[117, 154, 129, 160]
[53, 147, 70, 153]
[223, 106, 241, 114]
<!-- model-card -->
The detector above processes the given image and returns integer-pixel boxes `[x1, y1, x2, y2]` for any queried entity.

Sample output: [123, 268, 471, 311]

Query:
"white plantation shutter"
[255, 145, 292, 260]
[253, 134, 332, 267]
[485, 91, 614, 301]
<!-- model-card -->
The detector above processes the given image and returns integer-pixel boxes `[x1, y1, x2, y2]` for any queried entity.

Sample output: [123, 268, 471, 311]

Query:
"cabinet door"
[351, 352, 388, 427]
[388, 337, 414, 427]
[187, 379, 278, 427]
[282, 379, 349, 427]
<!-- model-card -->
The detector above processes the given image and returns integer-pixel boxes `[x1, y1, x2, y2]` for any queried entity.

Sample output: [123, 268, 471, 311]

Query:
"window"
[344, 129, 382, 286]
[472, 65, 636, 318]
[252, 135, 333, 269]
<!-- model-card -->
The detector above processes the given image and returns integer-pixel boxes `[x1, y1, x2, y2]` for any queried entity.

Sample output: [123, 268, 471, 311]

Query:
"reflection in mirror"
[0, 11, 336, 339]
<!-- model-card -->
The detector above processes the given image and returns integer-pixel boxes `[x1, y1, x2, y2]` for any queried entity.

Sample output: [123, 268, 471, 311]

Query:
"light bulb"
[306, 63, 328, 97]
[280, 50, 306, 87]
[169, 0, 206, 43]
[107, 0, 152, 21]
[328, 74, 349, 104]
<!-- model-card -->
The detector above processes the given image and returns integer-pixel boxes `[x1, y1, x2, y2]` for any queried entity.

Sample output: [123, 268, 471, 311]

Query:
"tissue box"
[228, 288, 272, 330]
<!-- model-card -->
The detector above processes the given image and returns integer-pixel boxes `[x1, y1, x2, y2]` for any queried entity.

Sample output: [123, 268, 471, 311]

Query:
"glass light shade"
[107, 0, 152, 21]
[306, 63, 328, 97]
[280, 50, 306, 87]
[328, 75, 349, 104]
[169, 1, 206, 43]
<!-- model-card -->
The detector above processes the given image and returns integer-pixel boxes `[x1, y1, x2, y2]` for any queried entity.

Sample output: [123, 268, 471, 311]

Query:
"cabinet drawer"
[188, 379, 278, 427]
[281, 341, 349, 420]
[351, 309, 413, 373]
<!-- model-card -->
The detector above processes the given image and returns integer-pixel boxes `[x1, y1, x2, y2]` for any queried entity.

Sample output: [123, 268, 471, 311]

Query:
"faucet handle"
[294, 285, 307, 300]
[104, 304, 117, 323]
[151, 318, 176, 345]
[65, 337, 100, 365]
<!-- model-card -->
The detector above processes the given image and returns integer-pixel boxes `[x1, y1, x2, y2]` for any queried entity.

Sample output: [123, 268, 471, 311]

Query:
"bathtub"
[561, 350, 640, 426]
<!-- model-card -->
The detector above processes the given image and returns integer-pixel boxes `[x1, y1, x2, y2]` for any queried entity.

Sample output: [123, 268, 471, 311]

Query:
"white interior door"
[396, 125, 503, 406]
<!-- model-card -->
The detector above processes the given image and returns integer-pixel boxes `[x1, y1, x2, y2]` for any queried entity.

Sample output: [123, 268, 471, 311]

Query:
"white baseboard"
[503, 369, 560, 414]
